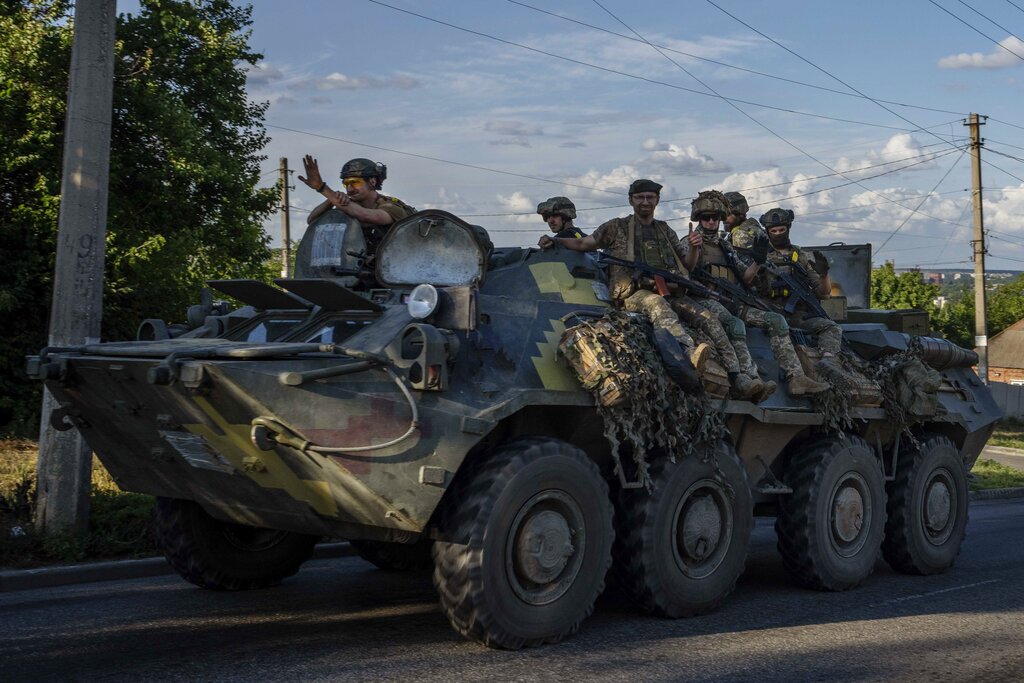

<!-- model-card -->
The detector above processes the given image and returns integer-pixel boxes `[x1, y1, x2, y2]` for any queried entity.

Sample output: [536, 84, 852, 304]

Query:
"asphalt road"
[3, 499, 1023, 683]
[982, 445, 1024, 472]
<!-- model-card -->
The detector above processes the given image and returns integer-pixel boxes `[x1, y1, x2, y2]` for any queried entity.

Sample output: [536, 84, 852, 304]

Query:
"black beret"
[629, 178, 663, 195]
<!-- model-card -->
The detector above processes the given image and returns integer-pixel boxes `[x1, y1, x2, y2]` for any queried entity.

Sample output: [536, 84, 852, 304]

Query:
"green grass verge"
[970, 458, 1024, 490]
[1, 439, 157, 569]
[989, 417, 1024, 450]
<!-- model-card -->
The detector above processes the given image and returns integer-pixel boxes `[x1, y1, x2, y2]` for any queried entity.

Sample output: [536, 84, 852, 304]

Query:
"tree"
[869, 262, 939, 312]
[0, 0, 277, 434]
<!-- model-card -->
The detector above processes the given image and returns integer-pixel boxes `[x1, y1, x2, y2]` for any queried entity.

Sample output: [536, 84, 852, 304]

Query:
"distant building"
[988, 318, 1024, 385]
[924, 272, 943, 285]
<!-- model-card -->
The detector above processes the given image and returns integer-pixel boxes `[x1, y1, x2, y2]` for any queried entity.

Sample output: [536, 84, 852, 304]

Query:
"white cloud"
[495, 191, 538, 223]
[640, 138, 731, 175]
[246, 61, 285, 86]
[938, 37, 1024, 69]
[306, 72, 421, 91]
[834, 134, 939, 176]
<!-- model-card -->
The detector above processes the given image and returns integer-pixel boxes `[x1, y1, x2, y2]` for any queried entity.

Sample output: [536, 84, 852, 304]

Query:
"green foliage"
[0, 1, 277, 434]
[870, 262, 939, 311]
[1, 440, 157, 567]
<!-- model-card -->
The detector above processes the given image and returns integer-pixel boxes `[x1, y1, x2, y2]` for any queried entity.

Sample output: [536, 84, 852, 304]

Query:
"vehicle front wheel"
[776, 435, 886, 591]
[882, 434, 968, 575]
[155, 497, 318, 590]
[432, 438, 614, 649]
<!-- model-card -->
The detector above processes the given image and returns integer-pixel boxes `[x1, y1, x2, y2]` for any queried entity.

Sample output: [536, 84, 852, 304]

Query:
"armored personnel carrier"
[29, 208, 1000, 649]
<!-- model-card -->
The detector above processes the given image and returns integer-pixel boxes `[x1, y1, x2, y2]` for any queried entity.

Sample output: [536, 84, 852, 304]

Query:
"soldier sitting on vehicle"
[754, 207, 843, 356]
[715, 192, 829, 396]
[537, 196, 588, 239]
[538, 179, 767, 402]
[681, 191, 776, 401]
[298, 156, 415, 255]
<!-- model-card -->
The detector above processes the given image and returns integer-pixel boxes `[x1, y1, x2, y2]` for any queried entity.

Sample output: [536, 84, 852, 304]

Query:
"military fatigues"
[591, 216, 739, 368]
[762, 245, 842, 354]
[553, 226, 587, 239]
[690, 233, 781, 378]
[308, 193, 416, 253]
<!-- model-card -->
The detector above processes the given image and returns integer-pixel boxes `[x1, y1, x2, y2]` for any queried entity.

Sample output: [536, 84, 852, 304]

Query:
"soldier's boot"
[690, 342, 712, 376]
[729, 371, 767, 401]
[733, 337, 775, 402]
[769, 334, 829, 396]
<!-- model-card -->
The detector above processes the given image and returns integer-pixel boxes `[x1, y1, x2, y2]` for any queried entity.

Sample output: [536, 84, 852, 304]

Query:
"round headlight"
[407, 284, 439, 320]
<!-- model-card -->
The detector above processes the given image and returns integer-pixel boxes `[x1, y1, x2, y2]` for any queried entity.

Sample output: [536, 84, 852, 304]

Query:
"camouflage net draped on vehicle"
[559, 310, 725, 490]
[868, 338, 942, 447]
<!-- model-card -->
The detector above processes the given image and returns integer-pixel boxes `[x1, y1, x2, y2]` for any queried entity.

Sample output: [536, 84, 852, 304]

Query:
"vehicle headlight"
[407, 284, 439, 320]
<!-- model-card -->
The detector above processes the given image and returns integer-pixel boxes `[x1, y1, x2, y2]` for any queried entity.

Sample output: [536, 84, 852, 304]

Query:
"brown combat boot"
[731, 372, 768, 402]
[752, 377, 778, 403]
[787, 373, 830, 396]
[690, 342, 712, 376]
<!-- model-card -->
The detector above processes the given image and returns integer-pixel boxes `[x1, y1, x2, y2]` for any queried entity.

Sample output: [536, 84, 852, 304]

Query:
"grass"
[988, 417, 1024, 450]
[1, 439, 156, 569]
[970, 458, 1024, 490]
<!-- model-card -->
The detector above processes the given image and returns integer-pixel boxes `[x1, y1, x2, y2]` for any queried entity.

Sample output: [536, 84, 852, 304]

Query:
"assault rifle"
[761, 258, 832, 321]
[597, 253, 741, 314]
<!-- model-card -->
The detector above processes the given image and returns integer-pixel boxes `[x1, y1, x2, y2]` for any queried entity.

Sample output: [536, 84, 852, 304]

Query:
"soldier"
[681, 191, 776, 400]
[537, 196, 587, 239]
[298, 156, 415, 254]
[538, 179, 765, 402]
[695, 192, 828, 397]
[757, 207, 843, 355]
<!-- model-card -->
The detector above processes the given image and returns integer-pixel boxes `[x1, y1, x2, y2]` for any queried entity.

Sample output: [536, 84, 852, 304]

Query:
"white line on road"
[868, 579, 1001, 608]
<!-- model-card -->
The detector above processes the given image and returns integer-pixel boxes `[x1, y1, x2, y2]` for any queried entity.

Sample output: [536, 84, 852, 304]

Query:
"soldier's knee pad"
[723, 316, 746, 340]
[766, 313, 789, 337]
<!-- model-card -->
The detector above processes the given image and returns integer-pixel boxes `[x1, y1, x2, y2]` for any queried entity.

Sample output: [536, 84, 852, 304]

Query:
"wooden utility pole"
[965, 113, 988, 384]
[280, 157, 292, 278]
[36, 0, 117, 534]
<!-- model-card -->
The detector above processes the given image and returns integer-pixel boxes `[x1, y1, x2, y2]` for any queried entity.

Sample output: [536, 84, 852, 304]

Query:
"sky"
[148, 1, 1024, 269]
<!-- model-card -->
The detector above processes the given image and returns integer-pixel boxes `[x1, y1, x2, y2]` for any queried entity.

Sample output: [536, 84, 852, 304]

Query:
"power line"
[505, 0, 968, 117]
[925, 0, 1024, 61]
[364, 0, 935, 133]
[987, 147, 1024, 164]
[1007, 1, 1024, 16]
[266, 123, 624, 196]
[955, 0, 1024, 47]
[876, 148, 969, 253]
[989, 117, 1024, 132]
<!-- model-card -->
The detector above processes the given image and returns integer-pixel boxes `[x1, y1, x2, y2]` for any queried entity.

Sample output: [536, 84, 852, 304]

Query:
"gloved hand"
[751, 234, 770, 265]
[810, 249, 830, 275]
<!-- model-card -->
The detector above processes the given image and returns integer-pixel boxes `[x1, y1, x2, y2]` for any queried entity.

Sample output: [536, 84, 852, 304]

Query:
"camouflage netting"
[868, 337, 942, 447]
[810, 357, 859, 437]
[559, 310, 725, 490]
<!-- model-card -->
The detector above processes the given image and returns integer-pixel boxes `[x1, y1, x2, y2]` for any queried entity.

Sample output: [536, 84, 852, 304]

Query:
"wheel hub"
[679, 493, 722, 561]
[832, 484, 865, 544]
[515, 509, 574, 584]
[505, 490, 586, 606]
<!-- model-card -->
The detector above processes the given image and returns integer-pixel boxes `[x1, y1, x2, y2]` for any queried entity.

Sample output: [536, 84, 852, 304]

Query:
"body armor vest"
[701, 240, 736, 283]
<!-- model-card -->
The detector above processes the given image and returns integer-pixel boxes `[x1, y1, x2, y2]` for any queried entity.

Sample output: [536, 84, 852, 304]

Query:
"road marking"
[869, 579, 1001, 608]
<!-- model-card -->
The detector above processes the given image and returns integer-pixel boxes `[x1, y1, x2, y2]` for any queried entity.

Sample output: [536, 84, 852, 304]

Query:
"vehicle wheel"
[776, 435, 886, 591]
[882, 435, 968, 575]
[350, 538, 433, 572]
[155, 497, 318, 590]
[432, 438, 614, 649]
[613, 440, 753, 617]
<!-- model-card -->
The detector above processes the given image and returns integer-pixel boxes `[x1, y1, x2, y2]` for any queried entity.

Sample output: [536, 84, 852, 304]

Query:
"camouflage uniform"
[590, 216, 702, 348]
[762, 245, 843, 354]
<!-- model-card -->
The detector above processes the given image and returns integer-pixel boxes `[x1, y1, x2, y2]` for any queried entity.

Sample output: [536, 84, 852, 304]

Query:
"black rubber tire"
[350, 538, 433, 572]
[155, 497, 318, 590]
[775, 435, 886, 591]
[882, 434, 969, 575]
[613, 441, 753, 618]
[432, 438, 614, 649]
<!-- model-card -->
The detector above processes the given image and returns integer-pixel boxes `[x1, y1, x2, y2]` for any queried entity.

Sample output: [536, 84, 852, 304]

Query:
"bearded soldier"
[537, 196, 587, 239]
[756, 207, 843, 355]
[700, 191, 829, 396]
[538, 179, 767, 402]
[299, 156, 416, 254]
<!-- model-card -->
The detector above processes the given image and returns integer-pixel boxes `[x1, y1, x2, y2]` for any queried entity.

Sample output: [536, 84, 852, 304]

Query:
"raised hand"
[298, 154, 325, 191]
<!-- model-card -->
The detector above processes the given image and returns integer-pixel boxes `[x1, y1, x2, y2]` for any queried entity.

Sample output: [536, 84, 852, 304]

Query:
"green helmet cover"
[690, 189, 729, 221]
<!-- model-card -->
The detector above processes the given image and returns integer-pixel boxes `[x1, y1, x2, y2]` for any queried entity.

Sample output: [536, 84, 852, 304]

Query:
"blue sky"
[159, 1, 1024, 268]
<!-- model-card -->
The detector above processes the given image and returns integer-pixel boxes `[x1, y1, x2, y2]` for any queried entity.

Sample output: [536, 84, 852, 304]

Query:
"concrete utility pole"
[36, 0, 117, 534]
[965, 113, 989, 384]
[280, 157, 292, 278]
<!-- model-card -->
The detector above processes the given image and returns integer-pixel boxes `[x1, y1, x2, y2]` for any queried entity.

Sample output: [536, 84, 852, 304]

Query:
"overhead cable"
[925, 0, 1024, 61]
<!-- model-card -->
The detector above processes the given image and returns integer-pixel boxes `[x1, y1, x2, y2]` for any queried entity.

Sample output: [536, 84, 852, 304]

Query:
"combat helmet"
[759, 207, 795, 248]
[537, 196, 577, 221]
[341, 158, 388, 188]
[690, 190, 729, 221]
[724, 191, 749, 217]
